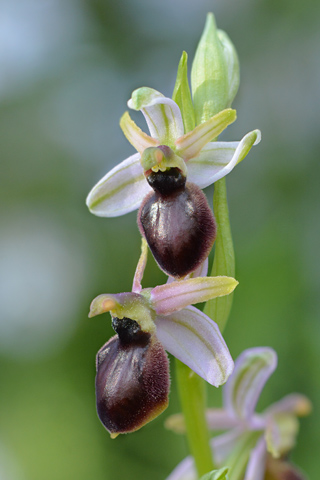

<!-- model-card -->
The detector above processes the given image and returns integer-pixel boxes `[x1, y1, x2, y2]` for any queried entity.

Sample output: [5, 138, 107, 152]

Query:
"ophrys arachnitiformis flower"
[89, 240, 237, 437]
[86, 87, 260, 277]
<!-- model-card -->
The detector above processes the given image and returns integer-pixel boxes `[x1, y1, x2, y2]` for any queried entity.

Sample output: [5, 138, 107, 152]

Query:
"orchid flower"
[166, 347, 311, 480]
[89, 240, 237, 436]
[86, 87, 261, 278]
[87, 87, 260, 218]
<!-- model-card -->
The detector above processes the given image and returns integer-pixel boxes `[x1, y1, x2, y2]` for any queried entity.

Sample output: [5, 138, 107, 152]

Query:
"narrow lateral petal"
[223, 347, 277, 421]
[120, 111, 158, 154]
[151, 276, 238, 315]
[244, 437, 267, 480]
[156, 306, 234, 386]
[187, 130, 261, 188]
[132, 238, 148, 293]
[128, 87, 184, 145]
[175, 108, 236, 160]
[86, 153, 152, 217]
[165, 455, 195, 480]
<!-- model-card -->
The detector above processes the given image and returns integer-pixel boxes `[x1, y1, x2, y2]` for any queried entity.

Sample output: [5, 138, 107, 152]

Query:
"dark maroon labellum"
[138, 170, 217, 277]
[95, 317, 170, 435]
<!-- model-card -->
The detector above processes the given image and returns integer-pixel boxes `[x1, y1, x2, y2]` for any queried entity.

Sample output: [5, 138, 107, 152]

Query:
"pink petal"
[151, 276, 238, 315]
[156, 306, 234, 386]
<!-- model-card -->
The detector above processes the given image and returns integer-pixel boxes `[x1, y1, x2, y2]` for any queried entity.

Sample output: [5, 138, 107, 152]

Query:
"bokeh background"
[1, 0, 319, 478]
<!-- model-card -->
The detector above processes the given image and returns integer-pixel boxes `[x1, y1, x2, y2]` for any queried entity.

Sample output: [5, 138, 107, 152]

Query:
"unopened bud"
[191, 13, 240, 123]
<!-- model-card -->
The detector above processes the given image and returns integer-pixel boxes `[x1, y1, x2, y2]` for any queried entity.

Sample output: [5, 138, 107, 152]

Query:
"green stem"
[175, 359, 214, 478]
[204, 177, 235, 333]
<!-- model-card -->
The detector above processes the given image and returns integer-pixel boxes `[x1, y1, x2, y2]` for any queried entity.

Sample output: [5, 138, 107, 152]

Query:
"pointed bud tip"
[204, 12, 217, 35]
[192, 14, 240, 118]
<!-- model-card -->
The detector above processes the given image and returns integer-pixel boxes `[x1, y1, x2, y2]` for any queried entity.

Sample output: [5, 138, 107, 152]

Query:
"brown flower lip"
[95, 317, 170, 436]
[138, 169, 216, 278]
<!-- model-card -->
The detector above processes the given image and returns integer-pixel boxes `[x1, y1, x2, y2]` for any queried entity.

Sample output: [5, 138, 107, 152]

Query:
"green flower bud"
[191, 13, 240, 124]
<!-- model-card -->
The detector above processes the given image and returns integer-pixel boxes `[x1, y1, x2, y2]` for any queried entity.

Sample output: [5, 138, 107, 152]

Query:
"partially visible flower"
[89, 240, 237, 437]
[166, 347, 311, 480]
[86, 87, 260, 277]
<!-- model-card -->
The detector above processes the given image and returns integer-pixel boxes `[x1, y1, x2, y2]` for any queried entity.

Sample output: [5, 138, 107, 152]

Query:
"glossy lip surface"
[96, 333, 170, 435]
[138, 181, 216, 278]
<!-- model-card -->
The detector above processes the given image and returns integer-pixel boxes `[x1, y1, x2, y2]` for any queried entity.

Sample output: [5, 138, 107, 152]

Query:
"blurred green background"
[0, 0, 319, 478]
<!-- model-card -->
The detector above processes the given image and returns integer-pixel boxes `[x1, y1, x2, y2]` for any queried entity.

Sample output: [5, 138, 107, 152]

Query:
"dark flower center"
[112, 316, 150, 346]
[147, 168, 186, 196]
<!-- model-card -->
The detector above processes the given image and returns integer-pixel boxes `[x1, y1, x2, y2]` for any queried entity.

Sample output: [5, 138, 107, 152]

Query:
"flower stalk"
[204, 177, 235, 333]
[175, 359, 214, 477]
